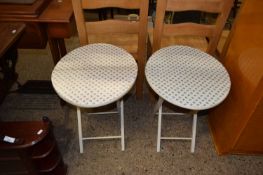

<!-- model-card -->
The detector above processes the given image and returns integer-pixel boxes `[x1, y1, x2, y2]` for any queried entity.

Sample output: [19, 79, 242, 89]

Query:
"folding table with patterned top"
[51, 43, 137, 153]
[145, 45, 231, 152]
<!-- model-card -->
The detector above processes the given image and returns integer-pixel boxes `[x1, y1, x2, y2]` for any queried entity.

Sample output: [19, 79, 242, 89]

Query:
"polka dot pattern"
[51, 43, 138, 108]
[145, 46, 231, 110]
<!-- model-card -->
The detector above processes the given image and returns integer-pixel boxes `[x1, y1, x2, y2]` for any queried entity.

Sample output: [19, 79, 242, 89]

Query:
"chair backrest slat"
[166, 0, 223, 13]
[82, 0, 141, 9]
[86, 20, 140, 34]
[163, 23, 215, 37]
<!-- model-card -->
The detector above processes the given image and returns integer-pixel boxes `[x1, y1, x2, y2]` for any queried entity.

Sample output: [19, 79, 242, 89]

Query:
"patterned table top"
[51, 43, 138, 108]
[145, 46, 231, 111]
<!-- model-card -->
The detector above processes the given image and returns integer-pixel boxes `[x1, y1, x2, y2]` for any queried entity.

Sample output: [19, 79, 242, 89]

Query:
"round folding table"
[51, 43, 137, 153]
[145, 45, 231, 152]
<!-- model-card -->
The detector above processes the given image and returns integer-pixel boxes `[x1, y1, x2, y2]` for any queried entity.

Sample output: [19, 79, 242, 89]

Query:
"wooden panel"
[234, 96, 263, 154]
[17, 22, 47, 49]
[0, 119, 67, 174]
[0, 22, 25, 57]
[163, 23, 215, 37]
[208, 0, 263, 155]
[38, 0, 73, 23]
[86, 20, 139, 34]
[82, 0, 141, 9]
[0, 22, 25, 104]
[0, 0, 51, 18]
[47, 21, 73, 38]
[0, 120, 49, 149]
[166, 0, 223, 13]
[88, 33, 138, 54]
[221, 0, 263, 61]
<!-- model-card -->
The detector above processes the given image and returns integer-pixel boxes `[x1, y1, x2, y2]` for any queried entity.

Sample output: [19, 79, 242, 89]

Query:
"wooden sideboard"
[208, 0, 263, 155]
[0, 117, 67, 174]
[0, 0, 74, 64]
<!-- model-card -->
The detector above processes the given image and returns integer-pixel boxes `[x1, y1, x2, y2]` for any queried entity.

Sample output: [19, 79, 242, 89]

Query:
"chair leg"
[77, 107, 84, 153]
[135, 56, 145, 99]
[120, 100, 125, 151]
[157, 102, 163, 152]
[135, 78, 142, 99]
[190, 113, 198, 153]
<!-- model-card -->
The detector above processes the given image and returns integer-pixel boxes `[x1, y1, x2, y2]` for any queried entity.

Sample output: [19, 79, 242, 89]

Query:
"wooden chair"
[72, 0, 149, 99]
[151, 0, 234, 56]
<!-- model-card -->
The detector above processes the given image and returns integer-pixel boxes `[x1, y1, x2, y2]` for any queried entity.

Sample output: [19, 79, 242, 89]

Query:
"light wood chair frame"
[72, 0, 149, 99]
[152, 0, 234, 55]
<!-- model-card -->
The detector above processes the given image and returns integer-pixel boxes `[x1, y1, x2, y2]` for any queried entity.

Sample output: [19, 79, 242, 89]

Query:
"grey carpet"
[0, 92, 262, 175]
[0, 36, 262, 175]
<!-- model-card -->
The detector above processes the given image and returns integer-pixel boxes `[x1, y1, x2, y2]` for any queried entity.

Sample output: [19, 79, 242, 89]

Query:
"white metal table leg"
[157, 98, 163, 152]
[190, 112, 198, 153]
[77, 107, 84, 153]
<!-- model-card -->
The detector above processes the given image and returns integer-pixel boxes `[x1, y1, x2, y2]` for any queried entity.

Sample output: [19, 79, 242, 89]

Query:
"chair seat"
[160, 35, 207, 52]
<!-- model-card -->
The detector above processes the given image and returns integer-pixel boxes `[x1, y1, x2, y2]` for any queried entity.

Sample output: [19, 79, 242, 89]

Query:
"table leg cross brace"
[156, 97, 198, 153]
[77, 100, 125, 153]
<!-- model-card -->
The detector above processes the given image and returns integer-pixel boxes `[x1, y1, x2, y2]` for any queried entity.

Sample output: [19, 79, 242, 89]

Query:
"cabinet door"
[208, 0, 263, 155]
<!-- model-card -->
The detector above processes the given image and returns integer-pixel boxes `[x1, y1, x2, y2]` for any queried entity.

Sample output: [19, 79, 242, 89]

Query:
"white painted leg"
[157, 102, 163, 152]
[77, 107, 84, 153]
[190, 112, 198, 153]
[120, 100, 125, 151]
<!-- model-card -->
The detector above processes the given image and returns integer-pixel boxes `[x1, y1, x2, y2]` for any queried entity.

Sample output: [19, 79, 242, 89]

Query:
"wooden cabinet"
[0, 0, 74, 64]
[0, 117, 67, 174]
[0, 22, 25, 104]
[208, 0, 263, 155]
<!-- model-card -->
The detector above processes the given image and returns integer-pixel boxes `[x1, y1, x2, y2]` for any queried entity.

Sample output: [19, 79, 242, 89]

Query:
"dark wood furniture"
[0, 22, 25, 103]
[0, 0, 74, 64]
[208, 0, 263, 155]
[0, 117, 67, 174]
[0, 22, 25, 58]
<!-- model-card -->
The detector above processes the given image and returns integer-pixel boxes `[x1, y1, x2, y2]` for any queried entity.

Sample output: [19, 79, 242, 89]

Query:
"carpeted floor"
[0, 36, 262, 175]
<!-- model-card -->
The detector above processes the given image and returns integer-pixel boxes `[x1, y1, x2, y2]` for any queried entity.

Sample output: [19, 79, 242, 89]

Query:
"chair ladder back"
[153, 0, 234, 55]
